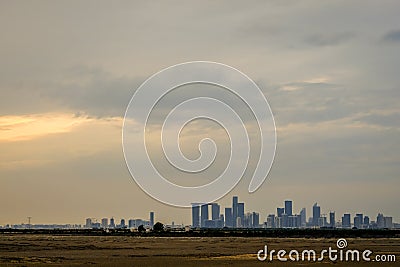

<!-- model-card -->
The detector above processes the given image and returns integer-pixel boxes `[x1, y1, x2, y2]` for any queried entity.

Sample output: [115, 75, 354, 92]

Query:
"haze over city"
[1, 1, 399, 226]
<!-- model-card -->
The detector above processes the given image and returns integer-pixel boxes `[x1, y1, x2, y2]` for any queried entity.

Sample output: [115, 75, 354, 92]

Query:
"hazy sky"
[1, 1, 399, 225]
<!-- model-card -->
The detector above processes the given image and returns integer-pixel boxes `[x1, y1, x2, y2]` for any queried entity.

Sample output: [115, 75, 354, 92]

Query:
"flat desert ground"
[0, 235, 399, 266]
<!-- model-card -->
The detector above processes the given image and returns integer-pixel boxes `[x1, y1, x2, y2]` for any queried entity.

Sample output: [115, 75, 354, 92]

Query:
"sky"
[0, 0, 399, 225]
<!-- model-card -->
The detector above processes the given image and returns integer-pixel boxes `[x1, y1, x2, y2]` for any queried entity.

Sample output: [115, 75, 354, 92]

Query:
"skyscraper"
[211, 203, 220, 220]
[232, 196, 238, 228]
[252, 212, 259, 228]
[201, 204, 209, 227]
[238, 202, 245, 227]
[363, 216, 370, 227]
[312, 203, 321, 227]
[284, 200, 293, 216]
[300, 208, 306, 227]
[354, 213, 363, 229]
[277, 207, 284, 218]
[329, 212, 335, 228]
[266, 214, 275, 228]
[384, 217, 393, 228]
[192, 204, 200, 228]
[377, 213, 384, 228]
[282, 214, 288, 228]
[342, 213, 351, 228]
[225, 208, 232, 227]
[109, 217, 115, 228]
[101, 218, 108, 229]
[149, 211, 154, 228]
[85, 218, 92, 228]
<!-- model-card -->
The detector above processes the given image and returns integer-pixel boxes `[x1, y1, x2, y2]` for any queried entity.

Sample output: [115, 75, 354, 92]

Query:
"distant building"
[232, 196, 238, 228]
[220, 215, 224, 227]
[252, 212, 260, 228]
[101, 218, 108, 229]
[128, 219, 150, 229]
[312, 203, 321, 227]
[354, 214, 363, 229]
[384, 217, 393, 229]
[318, 216, 327, 227]
[211, 203, 220, 220]
[342, 213, 351, 228]
[329, 212, 335, 228]
[150, 212, 154, 228]
[224, 208, 233, 227]
[120, 219, 126, 228]
[363, 216, 370, 227]
[276, 216, 282, 228]
[85, 218, 92, 228]
[288, 215, 298, 228]
[266, 214, 275, 228]
[300, 208, 306, 227]
[109, 217, 115, 228]
[244, 213, 252, 228]
[277, 207, 284, 218]
[191, 204, 200, 228]
[238, 203, 245, 227]
[201, 204, 209, 227]
[284, 200, 293, 216]
[377, 213, 385, 228]
[282, 214, 288, 228]
[236, 216, 242, 228]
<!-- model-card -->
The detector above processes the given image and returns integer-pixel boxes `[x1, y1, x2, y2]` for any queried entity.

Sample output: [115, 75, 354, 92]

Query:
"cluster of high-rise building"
[264, 200, 395, 229]
[192, 196, 260, 228]
[85, 211, 155, 229]
[1, 199, 397, 230]
[191, 198, 396, 229]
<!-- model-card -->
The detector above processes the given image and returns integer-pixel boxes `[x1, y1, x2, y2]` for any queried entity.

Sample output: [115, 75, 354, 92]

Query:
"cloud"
[305, 32, 355, 47]
[382, 29, 400, 43]
[0, 66, 142, 118]
[0, 113, 91, 142]
[354, 110, 400, 128]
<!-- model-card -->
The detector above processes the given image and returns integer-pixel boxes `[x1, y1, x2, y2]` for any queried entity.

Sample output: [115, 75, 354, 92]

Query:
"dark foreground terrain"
[0, 234, 398, 266]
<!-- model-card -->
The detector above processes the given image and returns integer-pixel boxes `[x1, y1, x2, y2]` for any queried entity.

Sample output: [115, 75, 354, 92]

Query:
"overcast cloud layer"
[0, 1, 399, 225]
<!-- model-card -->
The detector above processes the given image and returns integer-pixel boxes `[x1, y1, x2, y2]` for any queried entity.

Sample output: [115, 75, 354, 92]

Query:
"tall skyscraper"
[377, 213, 384, 228]
[363, 216, 370, 227]
[211, 203, 220, 220]
[85, 218, 92, 228]
[252, 212, 260, 228]
[225, 208, 232, 227]
[277, 207, 284, 218]
[201, 204, 209, 227]
[354, 213, 363, 229]
[284, 200, 293, 216]
[192, 204, 200, 228]
[238, 202, 245, 227]
[149, 211, 154, 228]
[101, 218, 108, 229]
[109, 217, 115, 228]
[342, 213, 351, 228]
[232, 196, 238, 228]
[329, 212, 335, 227]
[384, 217, 393, 228]
[120, 219, 126, 228]
[312, 203, 321, 226]
[300, 208, 306, 227]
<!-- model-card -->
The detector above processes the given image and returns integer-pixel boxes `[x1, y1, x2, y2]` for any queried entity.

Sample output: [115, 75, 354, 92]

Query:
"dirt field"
[0, 235, 398, 266]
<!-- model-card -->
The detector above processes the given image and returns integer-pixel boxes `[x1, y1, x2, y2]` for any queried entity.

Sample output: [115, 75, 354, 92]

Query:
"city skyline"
[2, 197, 397, 229]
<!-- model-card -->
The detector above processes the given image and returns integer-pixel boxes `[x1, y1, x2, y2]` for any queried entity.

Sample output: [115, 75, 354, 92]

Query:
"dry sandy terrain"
[0, 235, 398, 266]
